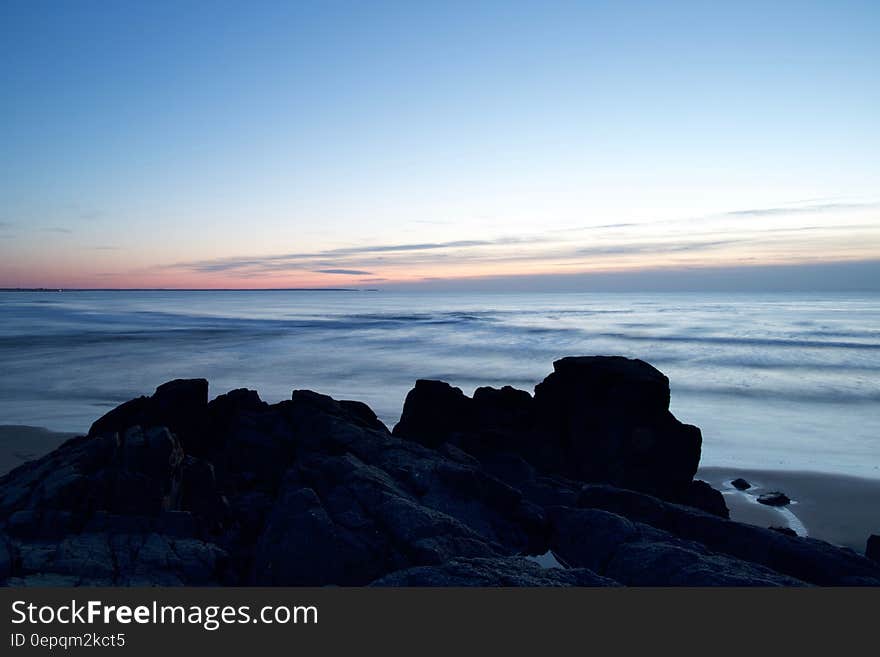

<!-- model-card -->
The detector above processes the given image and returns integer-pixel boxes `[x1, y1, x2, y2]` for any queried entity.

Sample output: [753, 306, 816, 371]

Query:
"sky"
[1, 1, 879, 290]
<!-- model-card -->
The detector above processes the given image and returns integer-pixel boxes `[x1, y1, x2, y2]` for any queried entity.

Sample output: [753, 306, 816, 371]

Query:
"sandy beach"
[699, 466, 880, 553]
[0, 425, 76, 477]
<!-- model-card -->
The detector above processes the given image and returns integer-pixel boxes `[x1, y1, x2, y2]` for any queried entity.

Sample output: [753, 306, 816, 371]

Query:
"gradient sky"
[1, 1, 879, 289]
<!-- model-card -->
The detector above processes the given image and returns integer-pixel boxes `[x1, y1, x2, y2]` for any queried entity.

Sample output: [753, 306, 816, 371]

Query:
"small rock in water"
[757, 491, 791, 507]
[731, 477, 751, 490]
[867, 535, 880, 563]
[769, 526, 797, 537]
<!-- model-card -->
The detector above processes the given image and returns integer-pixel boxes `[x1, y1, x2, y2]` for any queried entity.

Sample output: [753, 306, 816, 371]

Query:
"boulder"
[867, 535, 879, 563]
[394, 357, 703, 505]
[770, 526, 797, 537]
[547, 506, 803, 586]
[683, 480, 729, 518]
[577, 484, 880, 586]
[757, 492, 791, 507]
[393, 380, 475, 448]
[532, 357, 701, 499]
[371, 557, 618, 587]
[89, 379, 209, 455]
[731, 477, 751, 490]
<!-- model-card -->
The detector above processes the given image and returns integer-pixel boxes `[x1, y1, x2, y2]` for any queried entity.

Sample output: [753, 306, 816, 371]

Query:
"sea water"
[1, 290, 878, 478]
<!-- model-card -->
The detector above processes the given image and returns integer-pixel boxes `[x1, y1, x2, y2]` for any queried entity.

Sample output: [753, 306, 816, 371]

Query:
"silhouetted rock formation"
[1, 356, 878, 587]
[395, 357, 704, 505]
[757, 491, 791, 507]
[731, 477, 751, 490]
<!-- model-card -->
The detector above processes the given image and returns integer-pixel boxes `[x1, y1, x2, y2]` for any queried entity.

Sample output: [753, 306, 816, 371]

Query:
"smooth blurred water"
[1, 290, 878, 478]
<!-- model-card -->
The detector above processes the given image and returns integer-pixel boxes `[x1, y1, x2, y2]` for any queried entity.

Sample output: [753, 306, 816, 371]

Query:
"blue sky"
[1, 1, 878, 288]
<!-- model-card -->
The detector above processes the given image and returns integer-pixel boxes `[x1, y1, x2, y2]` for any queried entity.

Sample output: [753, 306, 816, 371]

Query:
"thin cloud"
[575, 239, 741, 257]
[327, 240, 491, 255]
[724, 202, 878, 218]
[314, 269, 374, 275]
[560, 200, 879, 235]
[174, 236, 551, 273]
[162, 198, 879, 280]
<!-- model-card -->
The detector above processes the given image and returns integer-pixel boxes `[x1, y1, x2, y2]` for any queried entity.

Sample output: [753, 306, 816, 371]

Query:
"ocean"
[1, 290, 878, 478]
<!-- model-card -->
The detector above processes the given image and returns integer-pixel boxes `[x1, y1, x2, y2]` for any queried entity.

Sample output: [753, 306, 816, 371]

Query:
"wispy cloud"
[575, 239, 741, 257]
[723, 202, 879, 218]
[174, 236, 551, 274]
[161, 198, 880, 282]
[313, 268, 373, 275]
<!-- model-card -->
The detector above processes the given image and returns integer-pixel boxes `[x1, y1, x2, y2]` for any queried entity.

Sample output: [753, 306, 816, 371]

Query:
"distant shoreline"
[0, 287, 378, 292]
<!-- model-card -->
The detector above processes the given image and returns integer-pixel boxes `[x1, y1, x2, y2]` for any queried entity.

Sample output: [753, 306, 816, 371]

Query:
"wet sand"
[0, 425, 76, 476]
[699, 466, 880, 553]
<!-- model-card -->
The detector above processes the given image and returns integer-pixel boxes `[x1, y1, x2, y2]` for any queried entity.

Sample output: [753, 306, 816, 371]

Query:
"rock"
[338, 400, 389, 432]
[2, 360, 878, 587]
[179, 457, 226, 527]
[757, 491, 791, 507]
[0, 533, 12, 580]
[770, 526, 798, 537]
[683, 480, 729, 518]
[371, 557, 618, 587]
[89, 379, 209, 455]
[547, 506, 803, 586]
[393, 380, 475, 448]
[532, 357, 701, 499]
[731, 477, 751, 490]
[602, 540, 803, 587]
[577, 484, 880, 586]
[394, 356, 702, 504]
[867, 535, 880, 563]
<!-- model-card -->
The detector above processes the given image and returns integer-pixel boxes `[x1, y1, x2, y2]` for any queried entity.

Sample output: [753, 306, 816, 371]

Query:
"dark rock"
[179, 457, 227, 526]
[393, 356, 702, 503]
[208, 388, 267, 418]
[683, 480, 729, 518]
[547, 506, 803, 586]
[0, 533, 12, 580]
[867, 535, 880, 563]
[89, 379, 209, 455]
[2, 360, 878, 587]
[577, 484, 880, 586]
[471, 386, 535, 444]
[371, 557, 618, 587]
[532, 357, 701, 499]
[339, 400, 389, 432]
[731, 477, 751, 490]
[770, 526, 798, 537]
[393, 380, 474, 448]
[757, 491, 791, 507]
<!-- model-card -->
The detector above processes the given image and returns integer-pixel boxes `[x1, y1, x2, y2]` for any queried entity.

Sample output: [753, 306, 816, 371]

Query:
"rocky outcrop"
[394, 357, 706, 507]
[867, 535, 879, 563]
[757, 491, 791, 507]
[576, 484, 880, 586]
[371, 557, 618, 587]
[1, 356, 878, 587]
